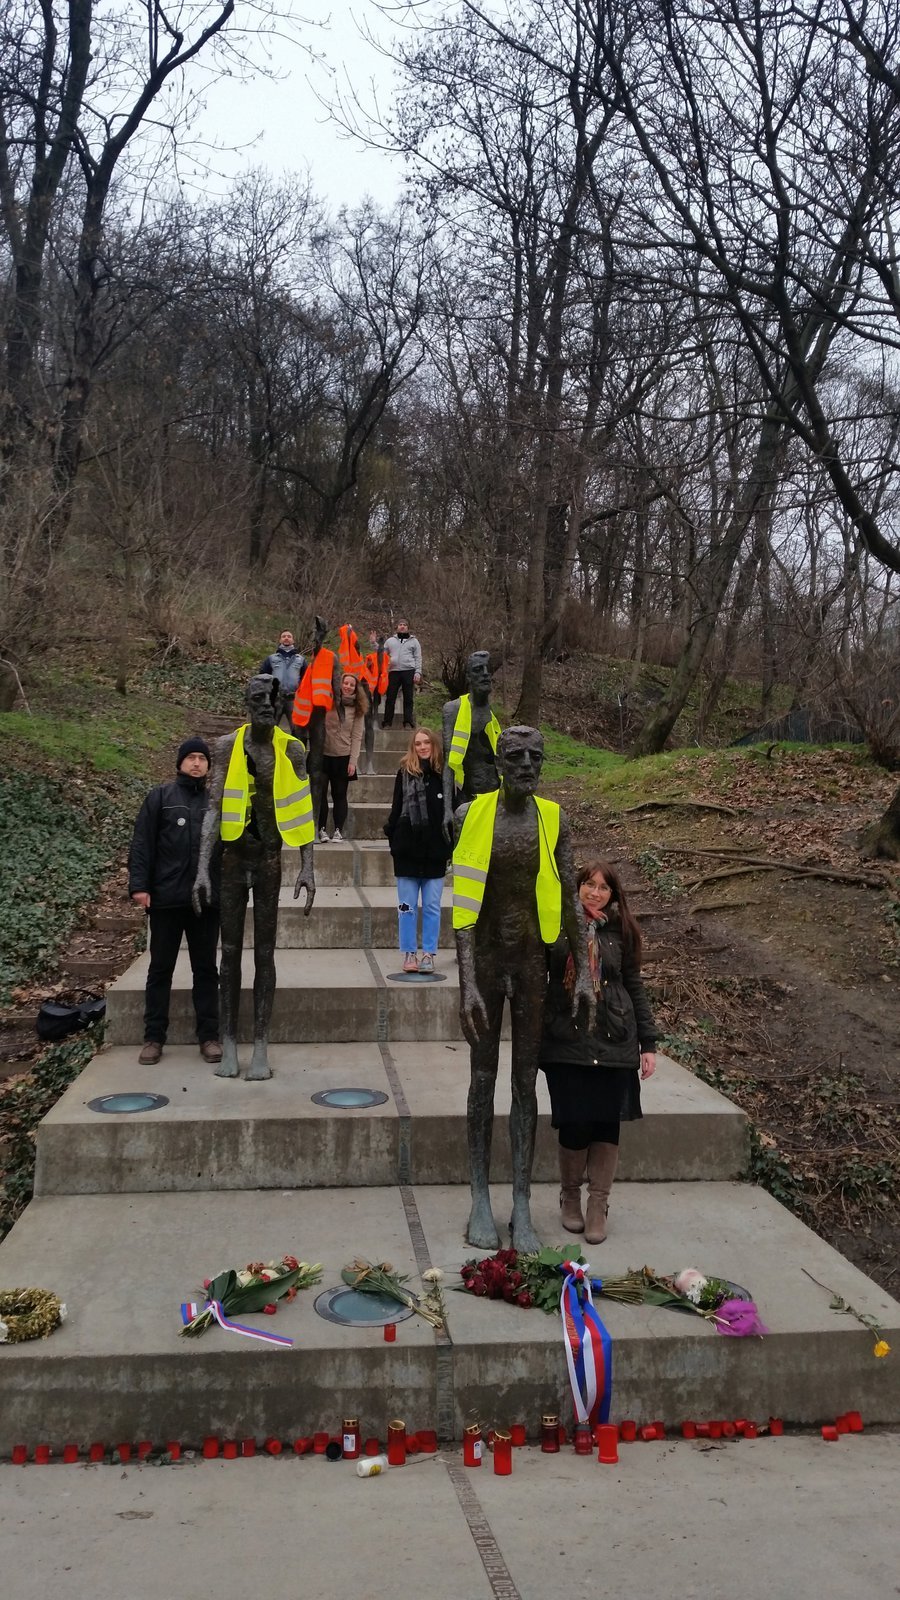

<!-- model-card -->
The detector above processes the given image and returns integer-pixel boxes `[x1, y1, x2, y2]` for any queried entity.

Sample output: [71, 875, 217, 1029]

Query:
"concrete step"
[246, 887, 454, 949]
[373, 728, 411, 752]
[105, 948, 472, 1046]
[2, 1182, 898, 1450]
[352, 772, 397, 804]
[35, 1048, 747, 1194]
[284, 841, 397, 888]
[317, 803, 388, 841]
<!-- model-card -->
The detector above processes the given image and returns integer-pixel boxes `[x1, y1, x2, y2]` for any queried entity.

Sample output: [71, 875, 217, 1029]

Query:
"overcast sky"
[190, 0, 408, 209]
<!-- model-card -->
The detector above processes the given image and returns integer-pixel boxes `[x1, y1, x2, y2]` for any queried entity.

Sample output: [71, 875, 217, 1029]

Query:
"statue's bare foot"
[245, 1043, 272, 1081]
[214, 1041, 240, 1079]
[509, 1204, 541, 1255]
[466, 1198, 500, 1251]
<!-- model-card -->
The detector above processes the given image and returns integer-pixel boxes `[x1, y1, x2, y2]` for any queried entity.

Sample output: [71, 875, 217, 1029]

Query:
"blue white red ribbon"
[559, 1262, 612, 1426]
[180, 1299, 293, 1347]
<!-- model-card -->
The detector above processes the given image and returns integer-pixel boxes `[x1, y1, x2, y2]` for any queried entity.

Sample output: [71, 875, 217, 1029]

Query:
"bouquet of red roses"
[459, 1248, 532, 1308]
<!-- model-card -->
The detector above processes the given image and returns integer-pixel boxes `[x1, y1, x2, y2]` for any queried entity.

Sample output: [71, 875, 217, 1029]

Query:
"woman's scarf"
[401, 764, 430, 830]
[564, 911, 606, 997]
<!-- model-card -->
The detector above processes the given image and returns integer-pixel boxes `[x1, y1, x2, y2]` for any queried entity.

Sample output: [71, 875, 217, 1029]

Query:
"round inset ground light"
[87, 1092, 170, 1114]
[314, 1287, 415, 1328]
[310, 1088, 389, 1109]
[385, 971, 447, 983]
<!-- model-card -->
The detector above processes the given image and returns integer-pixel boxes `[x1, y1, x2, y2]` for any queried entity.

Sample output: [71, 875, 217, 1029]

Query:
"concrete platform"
[250, 886, 454, 948]
[34, 1048, 747, 1194]
[1, 1182, 898, 1450]
[104, 949, 476, 1046]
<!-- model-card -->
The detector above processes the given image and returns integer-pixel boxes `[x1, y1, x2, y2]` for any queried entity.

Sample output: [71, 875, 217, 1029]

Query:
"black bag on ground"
[35, 996, 107, 1041]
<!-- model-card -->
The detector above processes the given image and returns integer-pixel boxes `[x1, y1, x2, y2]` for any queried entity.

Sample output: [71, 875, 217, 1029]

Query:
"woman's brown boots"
[558, 1146, 588, 1233]
[584, 1143, 619, 1245]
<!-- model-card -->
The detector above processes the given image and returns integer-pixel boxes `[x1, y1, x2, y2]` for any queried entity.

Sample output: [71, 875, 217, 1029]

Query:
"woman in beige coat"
[318, 674, 366, 841]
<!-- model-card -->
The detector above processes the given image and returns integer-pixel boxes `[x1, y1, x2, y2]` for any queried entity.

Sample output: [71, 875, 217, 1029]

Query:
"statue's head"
[246, 673, 278, 725]
[466, 650, 492, 698]
[497, 725, 544, 796]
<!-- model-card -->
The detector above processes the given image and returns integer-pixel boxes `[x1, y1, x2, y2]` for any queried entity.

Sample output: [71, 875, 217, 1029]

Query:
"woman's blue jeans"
[396, 875, 443, 954]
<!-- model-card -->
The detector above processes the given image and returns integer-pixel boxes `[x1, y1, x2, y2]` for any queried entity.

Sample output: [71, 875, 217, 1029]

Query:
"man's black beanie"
[176, 736, 211, 769]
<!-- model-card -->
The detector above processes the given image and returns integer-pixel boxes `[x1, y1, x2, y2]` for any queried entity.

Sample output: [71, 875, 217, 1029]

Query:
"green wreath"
[0, 1288, 66, 1344]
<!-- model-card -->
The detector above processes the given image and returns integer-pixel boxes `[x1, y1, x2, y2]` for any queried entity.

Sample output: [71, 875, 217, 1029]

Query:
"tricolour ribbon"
[559, 1262, 612, 1426]
[180, 1299, 293, 1348]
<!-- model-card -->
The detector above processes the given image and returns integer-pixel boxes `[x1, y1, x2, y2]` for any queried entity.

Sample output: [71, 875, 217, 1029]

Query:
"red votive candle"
[619, 1420, 637, 1443]
[743, 1422, 758, 1439]
[223, 1441, 238, 1459]
[35, 1444, 51, 1465]
[406, 1434, 421, 1455]
[708, 1421, 722, 1440]
[364, 1437, 382, 1456]
[821, 1425, 839, 1441]
[493, 1431, 512, 1475]
[240, 1439, 255, 1458]
[166, 1442, 182, 1462]
[734, 1418, 748, 1435]
[768, 1419, 784, 1436]
[463, 1423, 482, 1467]
[88, 1442, 105, 1463]
[387, 1419, 407, 1466]
[117, 1443, 131, 1464]
[835, 1415, 851, 1434]
[652, 1421, 666, 1440]
[293, 1437, 312, 1456]
[696, 1423, 711, 1439]
[681, 1421, 697, 1440]
[640, 1425, 657, 1442]
[722, 1422, 737, 1439]
[511, 1423, 526, 1447]
[312, 1432, 329, 1454]
[597, 1425, 619, 1464]
[12, 1445, 27, 1465]
[540, 1414, 560, 1453]
[383, 1322, 397, 1342]
[845, 1411, 864, 1433]
[573, 1422, 594, 1456]
[63, 1444, 79, 1464]
[418, 1429, 438, 1454]
[202, 1437, 219, 1459]
[137, 1441, 153, 1460]
[342, 1418, 361, 1459]
[264, 1437, 283, 1456]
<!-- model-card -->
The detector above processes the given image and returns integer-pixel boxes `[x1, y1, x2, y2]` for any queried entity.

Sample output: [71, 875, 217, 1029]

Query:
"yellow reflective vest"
[220, 725, 314, 847]
[452, 790, 562, 942]
[448, 694, 502, 778]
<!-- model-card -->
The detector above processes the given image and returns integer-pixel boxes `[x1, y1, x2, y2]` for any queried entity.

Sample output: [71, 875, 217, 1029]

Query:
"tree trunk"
[629, 413, 783, 756]
[858, 784, 900, 862]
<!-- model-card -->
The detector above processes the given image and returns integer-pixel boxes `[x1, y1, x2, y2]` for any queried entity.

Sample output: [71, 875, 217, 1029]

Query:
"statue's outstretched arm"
[193, 735, 229, 915]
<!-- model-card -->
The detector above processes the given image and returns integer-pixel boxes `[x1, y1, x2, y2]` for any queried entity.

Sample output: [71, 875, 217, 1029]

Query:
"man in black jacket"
[128, 737, 221, 1066]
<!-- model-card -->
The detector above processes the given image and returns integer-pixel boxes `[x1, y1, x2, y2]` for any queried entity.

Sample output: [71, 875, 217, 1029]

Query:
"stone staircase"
[1, 727, 898, 1450]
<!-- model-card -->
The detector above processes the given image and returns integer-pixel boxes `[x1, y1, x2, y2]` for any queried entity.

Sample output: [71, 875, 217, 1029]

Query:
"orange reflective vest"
[291, 647, 336, 726]
[361, 649, 388, 694]
[338, 623, 365, 677]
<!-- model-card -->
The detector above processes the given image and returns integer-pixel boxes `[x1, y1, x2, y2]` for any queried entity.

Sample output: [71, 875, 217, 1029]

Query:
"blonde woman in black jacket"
[539, 859, 656, 1244]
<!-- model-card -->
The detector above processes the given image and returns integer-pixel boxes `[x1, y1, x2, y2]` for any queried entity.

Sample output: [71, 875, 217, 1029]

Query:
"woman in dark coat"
[540, 859, 657, 1244]
[384, 727, 450, 973]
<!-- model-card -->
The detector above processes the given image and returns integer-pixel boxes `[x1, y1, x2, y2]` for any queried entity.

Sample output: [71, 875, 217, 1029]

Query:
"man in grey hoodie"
[382, 618, 423, 728]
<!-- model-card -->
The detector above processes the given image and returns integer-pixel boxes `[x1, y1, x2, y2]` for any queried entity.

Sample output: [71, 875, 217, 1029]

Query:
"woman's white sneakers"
[419, 953, 435, 974]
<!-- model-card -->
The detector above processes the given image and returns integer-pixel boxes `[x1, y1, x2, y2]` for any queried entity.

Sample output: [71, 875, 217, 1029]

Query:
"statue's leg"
[217, 850, 248, 1078]
[507, 968, 545, 1253]
[246, 848, 281, 1080]
[307, 709, 327, 835]
[465, 983, 505, 1249]
[363, 706, 376, 774]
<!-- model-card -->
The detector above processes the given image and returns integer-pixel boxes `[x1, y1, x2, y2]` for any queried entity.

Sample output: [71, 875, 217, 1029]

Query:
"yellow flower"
[874, 1339, 890, 1358]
